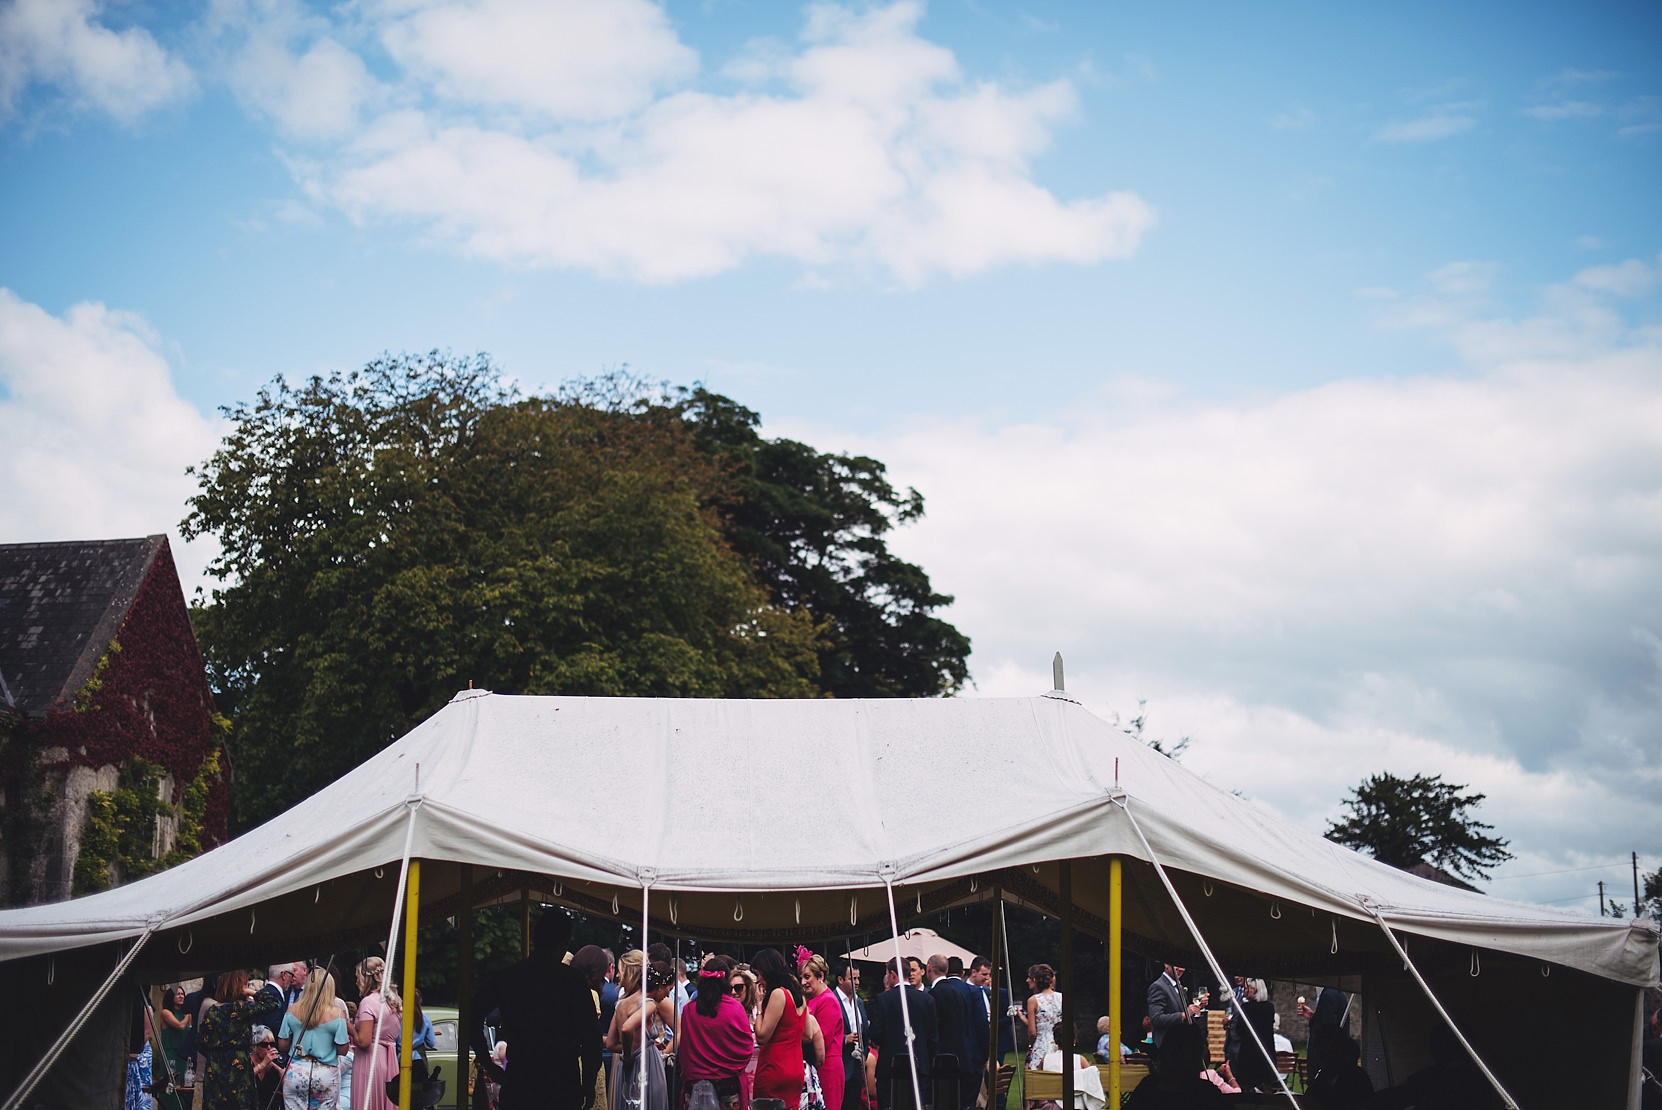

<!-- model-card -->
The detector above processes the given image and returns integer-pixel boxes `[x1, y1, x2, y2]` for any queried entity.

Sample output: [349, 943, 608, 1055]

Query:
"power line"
[1487, 860, 1636, 881]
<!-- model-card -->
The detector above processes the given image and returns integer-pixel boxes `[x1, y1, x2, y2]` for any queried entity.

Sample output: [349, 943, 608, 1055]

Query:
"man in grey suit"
[1146, 961, 1202, 1053]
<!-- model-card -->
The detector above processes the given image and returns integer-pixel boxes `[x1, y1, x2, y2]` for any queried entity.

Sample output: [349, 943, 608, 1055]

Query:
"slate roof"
[0, 536, 167, 718]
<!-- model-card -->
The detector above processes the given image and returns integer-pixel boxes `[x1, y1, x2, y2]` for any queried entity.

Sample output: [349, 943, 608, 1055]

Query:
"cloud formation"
[0, 289, 223, 586]
[255, 0, 1154, 284]
[0, 0, 192, 122]
[1375, 104, 1478, 143]
[803, 259, 1662, 901]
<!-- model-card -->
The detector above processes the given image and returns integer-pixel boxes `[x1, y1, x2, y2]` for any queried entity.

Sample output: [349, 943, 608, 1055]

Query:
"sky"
[1, 0, 1659, 918]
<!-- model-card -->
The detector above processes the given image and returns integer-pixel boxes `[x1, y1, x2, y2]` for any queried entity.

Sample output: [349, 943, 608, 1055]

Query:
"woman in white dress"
[1024, 964, 1062, 1071]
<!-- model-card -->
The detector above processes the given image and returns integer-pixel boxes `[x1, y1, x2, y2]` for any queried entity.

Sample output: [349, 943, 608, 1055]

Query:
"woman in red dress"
[799, 954, 844, 1110]
[750, 949, 809, 1105]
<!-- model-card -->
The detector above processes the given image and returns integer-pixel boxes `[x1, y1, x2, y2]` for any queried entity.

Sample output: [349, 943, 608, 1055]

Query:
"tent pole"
[999, 900, 1020, 1108]
[1108, 857, 1122, 1108]
[399, 858, 421, 1110]
[1115, 798, 1295, 1104]
[520, 886, 531, 959]
[0, 928, 154, 1110]
[1059, 861, 1074, 1110]
[1361, 904, 1520, 1109]
[458, 863, 474, 1105]
[882, 878, 926, 1110]
[987, 885, 1002, 1110]
[367, 796, 422, 1107]
[640, 881, 651, 1110]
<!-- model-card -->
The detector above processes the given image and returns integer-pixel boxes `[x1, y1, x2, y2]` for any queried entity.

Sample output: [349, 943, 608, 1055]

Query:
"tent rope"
[1359, 901, 1519, 1110]
[998, 900, 1022, 1104]
[1114, 797, 1296, 1105]
[365, 793, 423, 1103]
[882, 876, 926, 1110]
[1, 927, 155, 1110]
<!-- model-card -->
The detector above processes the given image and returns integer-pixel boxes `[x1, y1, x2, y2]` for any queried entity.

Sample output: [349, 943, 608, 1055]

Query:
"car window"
[433, 1020, 459, 1052]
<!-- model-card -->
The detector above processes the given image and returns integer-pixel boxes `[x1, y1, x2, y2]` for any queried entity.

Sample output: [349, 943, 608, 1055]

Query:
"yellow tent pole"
[399, 859, 421, 1110]
[1108, 857, 1122, 1108]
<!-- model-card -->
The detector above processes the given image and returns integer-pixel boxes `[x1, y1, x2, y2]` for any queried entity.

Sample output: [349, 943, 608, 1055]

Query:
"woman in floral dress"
[199, 970, 262, 1110]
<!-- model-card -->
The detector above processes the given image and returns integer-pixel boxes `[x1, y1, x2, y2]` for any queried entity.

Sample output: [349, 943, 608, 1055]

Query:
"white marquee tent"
[1, 690, 1656, 1108]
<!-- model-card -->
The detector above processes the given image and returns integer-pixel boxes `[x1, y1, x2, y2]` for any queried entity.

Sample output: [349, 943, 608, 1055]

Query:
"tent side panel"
[0, 951, 129, 1108]
[1363, 956, 1634, 1109]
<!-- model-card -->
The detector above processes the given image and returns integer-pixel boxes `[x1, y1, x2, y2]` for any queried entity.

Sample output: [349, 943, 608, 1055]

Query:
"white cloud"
[1427, 259, 1499, 297]
[1375, 106, 1477, 143]
[0, 290, 223, 587]
[293, 1, 1153, 284]
[0, 0, 193, 122]
[1574, 257, 1660, 297]
[377, 0, 697, 121]
[782, 262, 1662, 897]
[236, 34, 377, 140]
[1524, 100, 1604, 122]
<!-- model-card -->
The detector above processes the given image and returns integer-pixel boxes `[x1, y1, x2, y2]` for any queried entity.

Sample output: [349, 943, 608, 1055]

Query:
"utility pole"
[1598, 880, 1606, 916]
[1635, 852, 1642, 914]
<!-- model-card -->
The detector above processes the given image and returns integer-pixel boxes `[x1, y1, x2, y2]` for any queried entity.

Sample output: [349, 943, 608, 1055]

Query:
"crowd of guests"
[124, 921, 1562, 1110]
[134, 956, 423, 1110]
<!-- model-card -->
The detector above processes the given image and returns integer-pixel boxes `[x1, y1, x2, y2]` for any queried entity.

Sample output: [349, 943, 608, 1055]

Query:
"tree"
[674, 387, 971, 698]
[1325, 772, 1513, 882]
[184, 354, 825, 828]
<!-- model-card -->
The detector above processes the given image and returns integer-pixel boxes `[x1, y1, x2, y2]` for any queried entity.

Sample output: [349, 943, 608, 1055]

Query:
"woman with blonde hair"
[350, 958, 402, 1110]
[278, 967, 350, 1109]
[607, 952, 676, 1110]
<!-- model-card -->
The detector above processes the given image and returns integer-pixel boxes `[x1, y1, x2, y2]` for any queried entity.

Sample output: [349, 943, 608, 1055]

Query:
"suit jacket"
[836, 988, 870, 1058]
[985, 987, 1016, 1060]
[473, 950, 603, 1108]
[929, 977, 978, 1077]
[870, 985, 938, 1080]
[1145, 975, 1187, 1049]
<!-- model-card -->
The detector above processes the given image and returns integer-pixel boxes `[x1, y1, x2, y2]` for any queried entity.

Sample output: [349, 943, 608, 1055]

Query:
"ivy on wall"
[73, 751, 222, 894]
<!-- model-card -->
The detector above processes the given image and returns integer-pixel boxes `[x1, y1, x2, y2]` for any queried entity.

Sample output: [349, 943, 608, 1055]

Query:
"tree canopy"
[183, 354, 969, 829]
[1325, 771, 1513, 882]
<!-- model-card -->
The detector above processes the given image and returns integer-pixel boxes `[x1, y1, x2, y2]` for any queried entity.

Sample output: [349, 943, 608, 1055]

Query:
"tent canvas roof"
[0, 689, 1654, 990]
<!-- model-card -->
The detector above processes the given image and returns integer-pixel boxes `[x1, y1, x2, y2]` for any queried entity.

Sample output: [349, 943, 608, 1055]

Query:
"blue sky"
[2, 0, 1660, 916]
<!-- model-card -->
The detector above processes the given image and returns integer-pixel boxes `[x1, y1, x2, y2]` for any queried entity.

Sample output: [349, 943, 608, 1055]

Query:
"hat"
[251, 1025, 275, 1045]
[1096, 1017, 1112, 1035]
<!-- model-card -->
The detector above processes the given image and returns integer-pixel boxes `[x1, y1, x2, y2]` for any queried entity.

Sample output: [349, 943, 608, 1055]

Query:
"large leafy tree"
[1325, 771, 1513, 882]
[184, 354, 825, 828]
[675, 387, 971, 698]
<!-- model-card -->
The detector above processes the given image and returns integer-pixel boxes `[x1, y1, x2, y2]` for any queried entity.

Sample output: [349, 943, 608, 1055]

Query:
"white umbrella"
[843, 927, 977, 966]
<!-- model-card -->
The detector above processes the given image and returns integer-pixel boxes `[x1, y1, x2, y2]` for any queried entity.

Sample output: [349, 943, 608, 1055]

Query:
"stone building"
[0, 535, 228, 905]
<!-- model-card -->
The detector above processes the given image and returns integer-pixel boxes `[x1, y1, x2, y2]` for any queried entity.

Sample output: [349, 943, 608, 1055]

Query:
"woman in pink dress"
[350, 957, 402, 1110]
[799, 955, 844, 1110]
[678, 956, 755, 1110]
[750, 949, 807, 1105]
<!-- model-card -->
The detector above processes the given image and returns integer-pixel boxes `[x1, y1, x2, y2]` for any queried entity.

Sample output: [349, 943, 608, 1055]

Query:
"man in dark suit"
[870, 958, 939, 1110]
[967, 958, 1015, 1064]
[474, 910, 603, 1110]
[926, 955, 982, 1110]
[835, 963, 870, 1110]
[1146, 961, 1201, 1053]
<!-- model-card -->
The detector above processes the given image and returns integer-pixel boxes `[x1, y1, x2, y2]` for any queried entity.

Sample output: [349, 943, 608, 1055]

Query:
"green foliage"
[186, 353, 894, 829]
[675, 387, 970, 698]
[1325, 771, 1513, 882]
[74, 758, 165, 893]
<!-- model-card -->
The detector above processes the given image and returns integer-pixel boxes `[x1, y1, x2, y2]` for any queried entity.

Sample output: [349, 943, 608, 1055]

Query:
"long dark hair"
[695, 955, 735, 1020]
[752, 949, 802, 1008]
